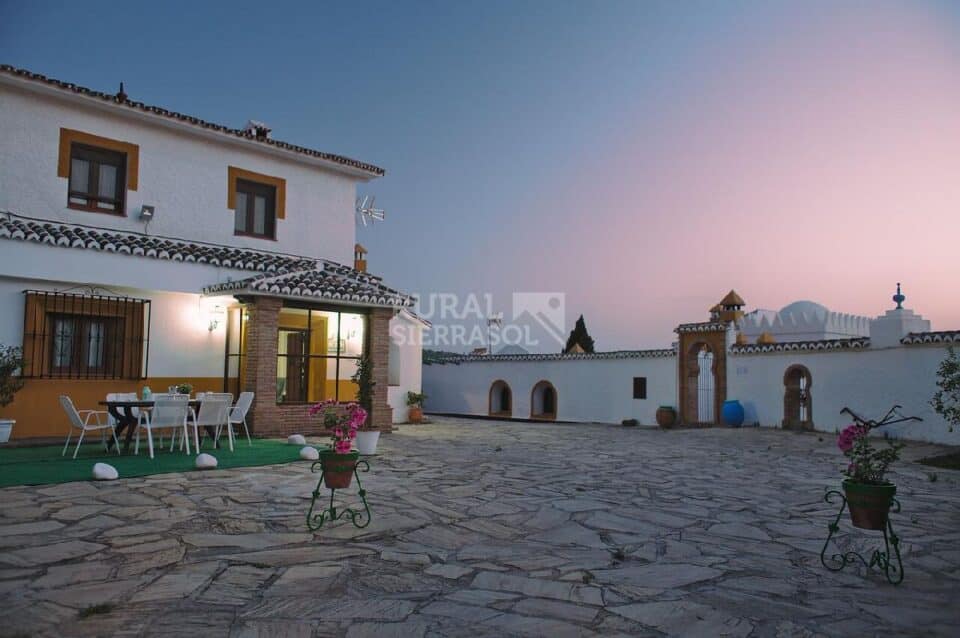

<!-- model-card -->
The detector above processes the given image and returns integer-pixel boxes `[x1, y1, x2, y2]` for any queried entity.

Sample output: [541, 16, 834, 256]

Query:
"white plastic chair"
[135, 394, 191, 459]
[219, 392, 254, 448]
[59, 395, 119, 459]
[190, 393, 233, 451]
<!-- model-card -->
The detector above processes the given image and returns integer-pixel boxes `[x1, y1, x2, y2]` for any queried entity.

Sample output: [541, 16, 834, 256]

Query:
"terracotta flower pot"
[842, 479, 896, 530]
[656, 407, 676, 429]
[408, 406, 423, 423]
[319, 450, 359, 489]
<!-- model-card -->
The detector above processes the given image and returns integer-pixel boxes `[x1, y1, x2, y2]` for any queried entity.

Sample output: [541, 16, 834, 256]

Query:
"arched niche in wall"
[530, 380, 557, 421]
[489, 380, 513, 418]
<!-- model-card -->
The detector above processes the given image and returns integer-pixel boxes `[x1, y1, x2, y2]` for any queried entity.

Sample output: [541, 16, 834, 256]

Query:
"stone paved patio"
[1, 418, 959, 637]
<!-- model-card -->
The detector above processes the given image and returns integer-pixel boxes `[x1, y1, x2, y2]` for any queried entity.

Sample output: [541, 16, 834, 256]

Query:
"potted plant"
[309, 399, 366, 489]
[351, 353, 380, 455]
[407, 391, 426, 424]
[176, 382, 193, 396]
[656, 405, 676, 428]
[836, 423, 904, 530]
[0, 345, 25, 443]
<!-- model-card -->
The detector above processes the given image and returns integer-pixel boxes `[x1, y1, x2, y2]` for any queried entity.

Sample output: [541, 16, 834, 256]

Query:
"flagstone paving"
[1, 418, 959, 637]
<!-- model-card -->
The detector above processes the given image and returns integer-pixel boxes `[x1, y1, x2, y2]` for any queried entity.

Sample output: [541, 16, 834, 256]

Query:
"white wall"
[387, 314, 425, 423]
[727, 345, 955, 444]
[0, 82, 363, 265]
[423, 356, 677, 425]
[0, 275, 231, 377]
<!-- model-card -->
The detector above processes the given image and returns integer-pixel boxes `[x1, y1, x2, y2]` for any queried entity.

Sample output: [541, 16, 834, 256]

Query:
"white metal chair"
[219, 392, 254, 448]
[190, 393, 233, 451]
[135, 394, 191, 459]
[59, 395, 119, 459]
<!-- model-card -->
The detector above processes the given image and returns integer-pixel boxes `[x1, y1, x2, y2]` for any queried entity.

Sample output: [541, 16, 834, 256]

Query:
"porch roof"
[202, 263, 413, 308]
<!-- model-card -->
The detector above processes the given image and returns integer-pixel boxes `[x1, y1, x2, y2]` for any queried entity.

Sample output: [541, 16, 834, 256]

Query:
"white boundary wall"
[727, 345, 955, 444]
[424, 343, 957, 444]
[423, 356, 677, 424]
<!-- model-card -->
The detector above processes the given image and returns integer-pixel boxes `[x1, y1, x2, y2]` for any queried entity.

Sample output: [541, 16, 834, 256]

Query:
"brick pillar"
[244, 296, 281, 436]
[369, 307, 393, 433]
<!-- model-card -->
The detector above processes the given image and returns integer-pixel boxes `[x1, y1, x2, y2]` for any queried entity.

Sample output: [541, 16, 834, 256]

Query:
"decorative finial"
[116, 81, 127, 102]
[892, 282, 905, 309]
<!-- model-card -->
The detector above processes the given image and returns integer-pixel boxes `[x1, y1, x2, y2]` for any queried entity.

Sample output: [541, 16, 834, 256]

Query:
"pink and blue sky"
[2, 0, 957, 350]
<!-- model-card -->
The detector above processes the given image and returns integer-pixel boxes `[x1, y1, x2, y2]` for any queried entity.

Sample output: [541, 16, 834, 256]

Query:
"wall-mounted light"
[208, 304, 225, 331]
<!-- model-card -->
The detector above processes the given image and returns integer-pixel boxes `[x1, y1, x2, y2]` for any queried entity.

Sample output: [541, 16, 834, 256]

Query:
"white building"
[738, 301, 872, 343]
[0, 65, 423, 440]
[424, 289, 959, 444]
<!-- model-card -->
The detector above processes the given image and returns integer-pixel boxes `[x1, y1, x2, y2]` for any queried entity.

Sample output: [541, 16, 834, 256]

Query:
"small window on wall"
[68, 144, 127, 213]
[633, 377, 647, 399]
[234, 179, 277, 239]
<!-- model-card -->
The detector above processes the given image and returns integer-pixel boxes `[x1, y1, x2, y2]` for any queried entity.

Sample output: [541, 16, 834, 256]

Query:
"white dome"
[779, 300, 829, 319]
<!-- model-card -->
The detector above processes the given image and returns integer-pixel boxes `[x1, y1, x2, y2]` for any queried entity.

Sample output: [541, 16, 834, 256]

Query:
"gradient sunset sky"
[2, 0, 957, 350]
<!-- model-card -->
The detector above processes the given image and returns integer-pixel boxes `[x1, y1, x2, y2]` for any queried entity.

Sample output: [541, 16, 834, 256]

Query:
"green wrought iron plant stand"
[820, 489, 904, 585]
[306, 458, 372, 530]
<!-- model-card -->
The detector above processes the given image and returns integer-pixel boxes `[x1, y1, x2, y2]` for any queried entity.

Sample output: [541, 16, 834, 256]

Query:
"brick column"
[244, 296, 281, 436]
[369, 307, 393, 433]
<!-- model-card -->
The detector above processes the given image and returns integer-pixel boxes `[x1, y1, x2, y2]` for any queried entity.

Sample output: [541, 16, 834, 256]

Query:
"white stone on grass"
[195, 453, 218, 469]
[299, 446, 319, 461]
[91, 463, 118, 481]
[287, 434, 306, 445]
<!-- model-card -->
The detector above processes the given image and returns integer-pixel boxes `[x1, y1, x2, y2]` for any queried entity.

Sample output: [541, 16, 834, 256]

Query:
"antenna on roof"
[355, 195, 385, 226]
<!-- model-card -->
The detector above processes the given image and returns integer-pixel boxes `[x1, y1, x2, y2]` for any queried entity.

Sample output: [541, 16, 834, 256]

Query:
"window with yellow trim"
[57, 128, 139, 215]
[227, 166, 286, 240]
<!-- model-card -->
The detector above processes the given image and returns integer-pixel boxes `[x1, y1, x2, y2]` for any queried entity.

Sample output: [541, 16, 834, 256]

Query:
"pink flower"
[837, 424, 866, 453]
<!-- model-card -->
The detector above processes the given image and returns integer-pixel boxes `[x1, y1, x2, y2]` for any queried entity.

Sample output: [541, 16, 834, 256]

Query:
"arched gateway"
[783, 365, 813, 430]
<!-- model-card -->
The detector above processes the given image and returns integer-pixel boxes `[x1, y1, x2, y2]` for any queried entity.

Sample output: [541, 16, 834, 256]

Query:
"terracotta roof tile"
[0, 211, 410, 308]
[900, 331, 960, 345]
[203, 266, 412, 308]
[675, 321, 728, 333]
[0, 211, 313, 272]
[426, 348, 676, 365]
[729, 337, 870, 355]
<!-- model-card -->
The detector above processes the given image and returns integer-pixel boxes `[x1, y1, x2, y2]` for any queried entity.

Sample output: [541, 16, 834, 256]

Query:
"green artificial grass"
[0, 438, 322, 488]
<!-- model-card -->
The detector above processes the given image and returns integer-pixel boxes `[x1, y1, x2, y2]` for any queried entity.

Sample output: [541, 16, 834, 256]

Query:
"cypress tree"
[563, 315, 595, 354]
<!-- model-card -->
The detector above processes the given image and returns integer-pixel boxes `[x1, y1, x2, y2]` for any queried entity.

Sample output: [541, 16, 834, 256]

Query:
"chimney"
[243, 120, 272, 141]
[354, 243, 368, 272]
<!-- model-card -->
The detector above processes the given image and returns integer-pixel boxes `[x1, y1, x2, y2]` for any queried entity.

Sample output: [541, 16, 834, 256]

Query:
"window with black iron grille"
[68, 144, 127, 214]
[633, 376, 647, 399]
[22, 291, 150, 379]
